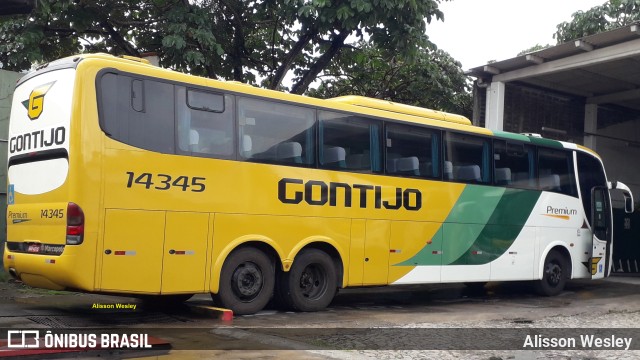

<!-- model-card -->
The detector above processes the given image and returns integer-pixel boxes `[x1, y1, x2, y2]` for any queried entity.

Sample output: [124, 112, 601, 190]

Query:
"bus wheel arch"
[286, 240, 345, 287]
[212, 242, 279, 315]
[211, 237, 285, 293]
[276, 242, 342, 312]
[535, 246, 572, 296]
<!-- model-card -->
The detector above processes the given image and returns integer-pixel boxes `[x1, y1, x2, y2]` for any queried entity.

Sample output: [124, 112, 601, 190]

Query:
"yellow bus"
[4, 54, 634, 315]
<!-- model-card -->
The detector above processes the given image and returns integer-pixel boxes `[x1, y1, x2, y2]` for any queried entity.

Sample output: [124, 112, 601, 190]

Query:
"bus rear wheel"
[214, 247, 274, 315]
[277, 249, 337, 312]
[535, 250, 567, 296]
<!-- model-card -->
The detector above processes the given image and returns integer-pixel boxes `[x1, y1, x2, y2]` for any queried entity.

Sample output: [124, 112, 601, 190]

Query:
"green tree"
[517, 43, 551, 56]
[0, 0, 448, 95]
[308, 41, 472, 117]
[554, 0, 640, 43]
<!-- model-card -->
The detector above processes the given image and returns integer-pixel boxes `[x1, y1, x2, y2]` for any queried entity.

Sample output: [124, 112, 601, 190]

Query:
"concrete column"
[584, 103, 598, 150]
[485, 81, 505, 131]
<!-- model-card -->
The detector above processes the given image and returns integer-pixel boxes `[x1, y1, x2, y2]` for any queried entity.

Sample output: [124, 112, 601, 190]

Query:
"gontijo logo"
[21, 81, 55, 120]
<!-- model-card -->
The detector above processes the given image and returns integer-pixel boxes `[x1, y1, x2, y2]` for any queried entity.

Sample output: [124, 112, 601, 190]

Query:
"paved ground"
[1, 276, 640, 359]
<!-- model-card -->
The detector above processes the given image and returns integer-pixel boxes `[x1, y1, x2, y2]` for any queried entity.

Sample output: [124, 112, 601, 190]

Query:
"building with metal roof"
[467, 23, 640, 273]
[467, 22, 640, 195]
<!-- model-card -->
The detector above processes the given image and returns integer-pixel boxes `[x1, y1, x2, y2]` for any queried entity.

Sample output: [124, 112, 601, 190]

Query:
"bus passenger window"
[187, 89, 224, 112]
[493, 140, 536, 189]
[131, 79, 144, 112]
[237, 97, 315, 166]
[445, 132, 490, 184]
[385, 124, 440, 179]
[98, 73, 175, 154]
[538, 148, 577, 197]
[319, 111, 381, 172]
[323, 146, 346, 168]
[176, 87, 234, 158]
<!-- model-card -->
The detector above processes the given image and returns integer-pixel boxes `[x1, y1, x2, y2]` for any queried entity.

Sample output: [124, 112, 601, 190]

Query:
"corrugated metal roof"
[466, 22, 640, 79]
[466, 22, 640, 111]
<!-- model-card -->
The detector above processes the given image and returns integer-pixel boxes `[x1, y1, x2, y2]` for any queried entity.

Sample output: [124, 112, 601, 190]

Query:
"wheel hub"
[547, 263, 562, 286]
[299, 264, 325, 299]
[232, 262, 263, 300]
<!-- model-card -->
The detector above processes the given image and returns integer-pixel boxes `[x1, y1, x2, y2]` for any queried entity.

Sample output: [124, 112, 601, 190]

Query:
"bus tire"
[535, 250, 567, 296]
[215, 247, 274, 315]
[278, 249, 337, 312]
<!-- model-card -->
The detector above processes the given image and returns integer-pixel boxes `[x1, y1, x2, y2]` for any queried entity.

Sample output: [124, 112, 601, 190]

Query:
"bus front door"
[590, 187, 611, 279]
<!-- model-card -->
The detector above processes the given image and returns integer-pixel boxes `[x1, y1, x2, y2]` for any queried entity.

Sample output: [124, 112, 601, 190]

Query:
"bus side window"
[538, 148, 577, 197]
[493, 140, 536, 189]
[237, 97, 315, 166]
[445, 132, 490, 184]
[319, 111, 381, 173]
[98, 73, 175, 154]
[131, 79, 144, 112]
[385, 124, 440, 179]
[176, 87, 234, 158]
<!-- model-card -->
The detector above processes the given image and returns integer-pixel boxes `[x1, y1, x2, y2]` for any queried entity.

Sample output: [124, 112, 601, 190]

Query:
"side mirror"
[610, 181, 634, 214]
[625, 195, 634, 214]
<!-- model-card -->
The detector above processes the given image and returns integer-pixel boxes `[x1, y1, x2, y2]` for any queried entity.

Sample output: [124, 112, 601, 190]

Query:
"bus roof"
[327, 96, 472, 126]
[60, 53, 598, 158]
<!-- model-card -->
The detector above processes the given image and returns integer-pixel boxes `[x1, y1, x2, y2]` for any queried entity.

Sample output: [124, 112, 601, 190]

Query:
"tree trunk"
[291, 30, 348, 95]
[269, 28, 317, 90]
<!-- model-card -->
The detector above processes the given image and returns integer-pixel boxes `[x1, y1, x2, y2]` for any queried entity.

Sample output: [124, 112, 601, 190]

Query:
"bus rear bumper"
[3, 248, 88, 291]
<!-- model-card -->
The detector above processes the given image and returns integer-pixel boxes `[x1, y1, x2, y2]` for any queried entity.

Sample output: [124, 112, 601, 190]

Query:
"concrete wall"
[0, 70, 22, 266]
[596, 118, 640, 273]
[597, 120, 640, 203]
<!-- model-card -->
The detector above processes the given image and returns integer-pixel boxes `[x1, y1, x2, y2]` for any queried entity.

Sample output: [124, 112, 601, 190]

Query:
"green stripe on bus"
[527, 136, 564, 149]
[395, 185, 505, 267]
[395, 187, 541, 267]
[493, 131, 532, 143]
[445, 185, 505, 224]
[395, 226, 444, 266]
[450, 189, 541, 265]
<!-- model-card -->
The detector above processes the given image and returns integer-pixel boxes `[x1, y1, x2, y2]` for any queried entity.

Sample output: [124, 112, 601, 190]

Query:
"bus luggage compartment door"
[101, 209, 165, 292]
[161, 212, 210, 293]
[349, 219, 390, 286]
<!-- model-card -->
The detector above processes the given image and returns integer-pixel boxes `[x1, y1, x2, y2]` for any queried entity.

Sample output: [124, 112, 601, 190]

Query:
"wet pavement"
[1, 276, 640, 359]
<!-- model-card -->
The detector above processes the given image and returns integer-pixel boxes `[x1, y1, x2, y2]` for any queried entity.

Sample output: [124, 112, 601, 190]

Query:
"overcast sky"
[426, 0, 606, 70]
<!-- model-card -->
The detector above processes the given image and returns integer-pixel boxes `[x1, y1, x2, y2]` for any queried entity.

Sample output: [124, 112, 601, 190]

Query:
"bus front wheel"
[277, 249, 337, 312]
[214, 247, 274, 315]
[535, 250, 567, 296]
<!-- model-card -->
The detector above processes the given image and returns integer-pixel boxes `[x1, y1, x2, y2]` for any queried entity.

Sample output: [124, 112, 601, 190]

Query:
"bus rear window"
[98, 72, 175, 154]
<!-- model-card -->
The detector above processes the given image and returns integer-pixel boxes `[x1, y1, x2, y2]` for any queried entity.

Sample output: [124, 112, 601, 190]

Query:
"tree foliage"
[0, 0, 449, 95]
[554, 0, 640, 43]
[309, 41, 472, 117]
[517, 43, 551, 56]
